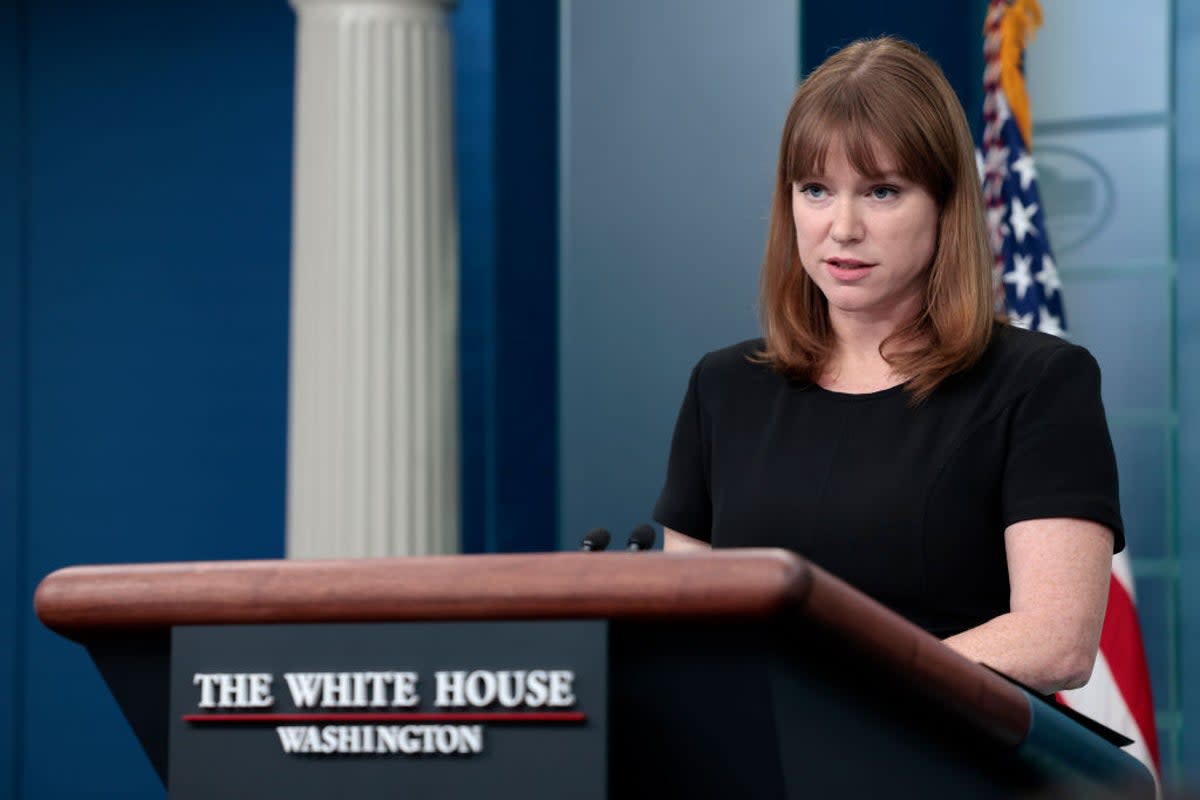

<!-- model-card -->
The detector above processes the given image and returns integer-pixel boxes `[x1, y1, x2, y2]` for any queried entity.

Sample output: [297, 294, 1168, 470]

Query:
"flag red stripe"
[1099, 574, 1162, 769]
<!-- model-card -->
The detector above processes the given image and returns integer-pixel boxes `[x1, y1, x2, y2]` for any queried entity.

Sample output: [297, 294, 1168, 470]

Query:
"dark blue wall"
[1, 3, 27, 798]
[4, 0, 553, 794]
[493, 1, 558, 553]
[454, 0, 498, 554]
[5, 0, 295, 795]
[457, 0, 558, 554]
[803, 2, 986, 136]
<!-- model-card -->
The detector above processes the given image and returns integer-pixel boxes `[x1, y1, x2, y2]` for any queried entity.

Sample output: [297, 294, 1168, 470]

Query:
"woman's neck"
[820, 310, 913, 393]
[820, 351, 904, 393]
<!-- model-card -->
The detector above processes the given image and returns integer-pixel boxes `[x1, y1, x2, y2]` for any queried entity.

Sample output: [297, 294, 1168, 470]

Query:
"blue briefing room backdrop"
[0, 0, 557, 795]
[0, 0, 1196, 797]
[2, 1, 295, 796]
[1175, 0, 1200, 785]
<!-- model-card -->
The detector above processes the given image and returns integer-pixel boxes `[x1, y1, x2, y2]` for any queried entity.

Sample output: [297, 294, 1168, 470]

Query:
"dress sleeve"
[653, 356, 713, 541]
[1002, 344, 1125, 552]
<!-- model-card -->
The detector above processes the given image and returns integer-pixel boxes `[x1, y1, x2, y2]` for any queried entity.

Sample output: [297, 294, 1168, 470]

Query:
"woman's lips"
[825, 258, 876, 281]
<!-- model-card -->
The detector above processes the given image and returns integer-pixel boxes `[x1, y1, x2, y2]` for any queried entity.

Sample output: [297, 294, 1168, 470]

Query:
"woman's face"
[792, 137, 939, 330]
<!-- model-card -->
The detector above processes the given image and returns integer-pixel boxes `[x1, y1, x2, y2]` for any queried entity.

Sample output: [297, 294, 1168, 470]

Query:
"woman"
[654, 37, 1121, 695]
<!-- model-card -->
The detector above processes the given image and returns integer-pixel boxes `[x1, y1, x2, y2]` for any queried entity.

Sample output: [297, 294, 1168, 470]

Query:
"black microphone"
[625, 524, 656, 552]
[579, 528, 611, 552]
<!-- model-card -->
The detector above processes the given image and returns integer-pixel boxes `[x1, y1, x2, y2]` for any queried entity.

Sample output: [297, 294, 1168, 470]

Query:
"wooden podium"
[36, 549, 1154, 799]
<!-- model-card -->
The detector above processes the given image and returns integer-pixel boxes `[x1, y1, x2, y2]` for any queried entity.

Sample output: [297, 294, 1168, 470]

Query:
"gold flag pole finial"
[997, 0, 1044, 149]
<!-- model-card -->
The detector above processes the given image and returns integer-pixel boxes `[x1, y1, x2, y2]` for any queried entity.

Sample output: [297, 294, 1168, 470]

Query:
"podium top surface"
[37, 549, 812, 633]
[36, 549, 1034, 748]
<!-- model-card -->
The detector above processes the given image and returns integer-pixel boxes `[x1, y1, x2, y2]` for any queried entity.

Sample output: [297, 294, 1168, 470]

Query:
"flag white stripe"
[1060, 651, 1160, 793]
[1112, 549, 1135, 598]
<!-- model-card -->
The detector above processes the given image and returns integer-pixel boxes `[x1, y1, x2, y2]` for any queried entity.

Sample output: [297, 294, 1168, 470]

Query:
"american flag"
[981, 1, 1064, 332]
[980, 0, 1161, 783]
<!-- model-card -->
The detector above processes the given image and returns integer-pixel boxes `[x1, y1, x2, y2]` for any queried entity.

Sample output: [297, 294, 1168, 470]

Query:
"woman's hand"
[663, 527, 713, 553]
[941, 518, 1113, 694]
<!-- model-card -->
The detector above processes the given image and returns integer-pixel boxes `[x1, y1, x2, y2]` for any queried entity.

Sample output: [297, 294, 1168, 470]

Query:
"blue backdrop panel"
[802, 2, 985, 136]
[1, 5, 26, 798]
[18, 0, 294, 796]
[453, 0, 497, 554]
[557, 0, 798, 550]
[1176, 0, 1200, 781]
[455, 0, 557, 554]
[493, 0, 557, 552]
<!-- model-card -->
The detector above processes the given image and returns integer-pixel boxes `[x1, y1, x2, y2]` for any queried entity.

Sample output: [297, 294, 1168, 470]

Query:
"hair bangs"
[783, 84, 925, 187]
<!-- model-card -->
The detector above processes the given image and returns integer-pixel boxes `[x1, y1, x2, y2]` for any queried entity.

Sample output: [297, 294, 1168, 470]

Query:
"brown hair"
[758, 36, 995, 402]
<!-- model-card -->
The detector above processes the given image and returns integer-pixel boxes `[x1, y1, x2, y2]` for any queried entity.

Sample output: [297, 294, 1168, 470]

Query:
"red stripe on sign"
[1099, 573, 1161, 770]
[183, 712, 587, 724]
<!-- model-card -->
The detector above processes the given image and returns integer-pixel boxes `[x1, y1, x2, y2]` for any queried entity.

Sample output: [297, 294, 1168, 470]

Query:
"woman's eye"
[870, 185, 899, 200]
[798, 183, 827, 199]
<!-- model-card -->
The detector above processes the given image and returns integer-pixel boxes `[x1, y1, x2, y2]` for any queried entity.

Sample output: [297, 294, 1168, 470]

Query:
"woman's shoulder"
[958, 322, 1102, 399]
[688, 338, 781, 399]
[695, 338, 768, 372]
[987, 322, 1098, 368]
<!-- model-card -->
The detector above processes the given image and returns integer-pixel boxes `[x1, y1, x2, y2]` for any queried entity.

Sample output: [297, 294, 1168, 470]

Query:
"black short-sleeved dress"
[653, 324, 1124, 639]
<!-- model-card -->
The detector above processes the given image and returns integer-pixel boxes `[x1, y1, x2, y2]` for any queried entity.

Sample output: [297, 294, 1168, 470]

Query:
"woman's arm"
[941, 517, 1113, 694]
[663, 527, 712, 553]
[668, 517, 1109, 693]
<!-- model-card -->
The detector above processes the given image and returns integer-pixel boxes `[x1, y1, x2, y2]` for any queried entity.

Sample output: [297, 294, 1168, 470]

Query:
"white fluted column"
[286, 0, 458, 558]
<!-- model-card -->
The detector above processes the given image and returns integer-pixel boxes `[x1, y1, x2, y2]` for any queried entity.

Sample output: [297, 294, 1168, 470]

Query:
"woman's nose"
[830, 199, 865, 244]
